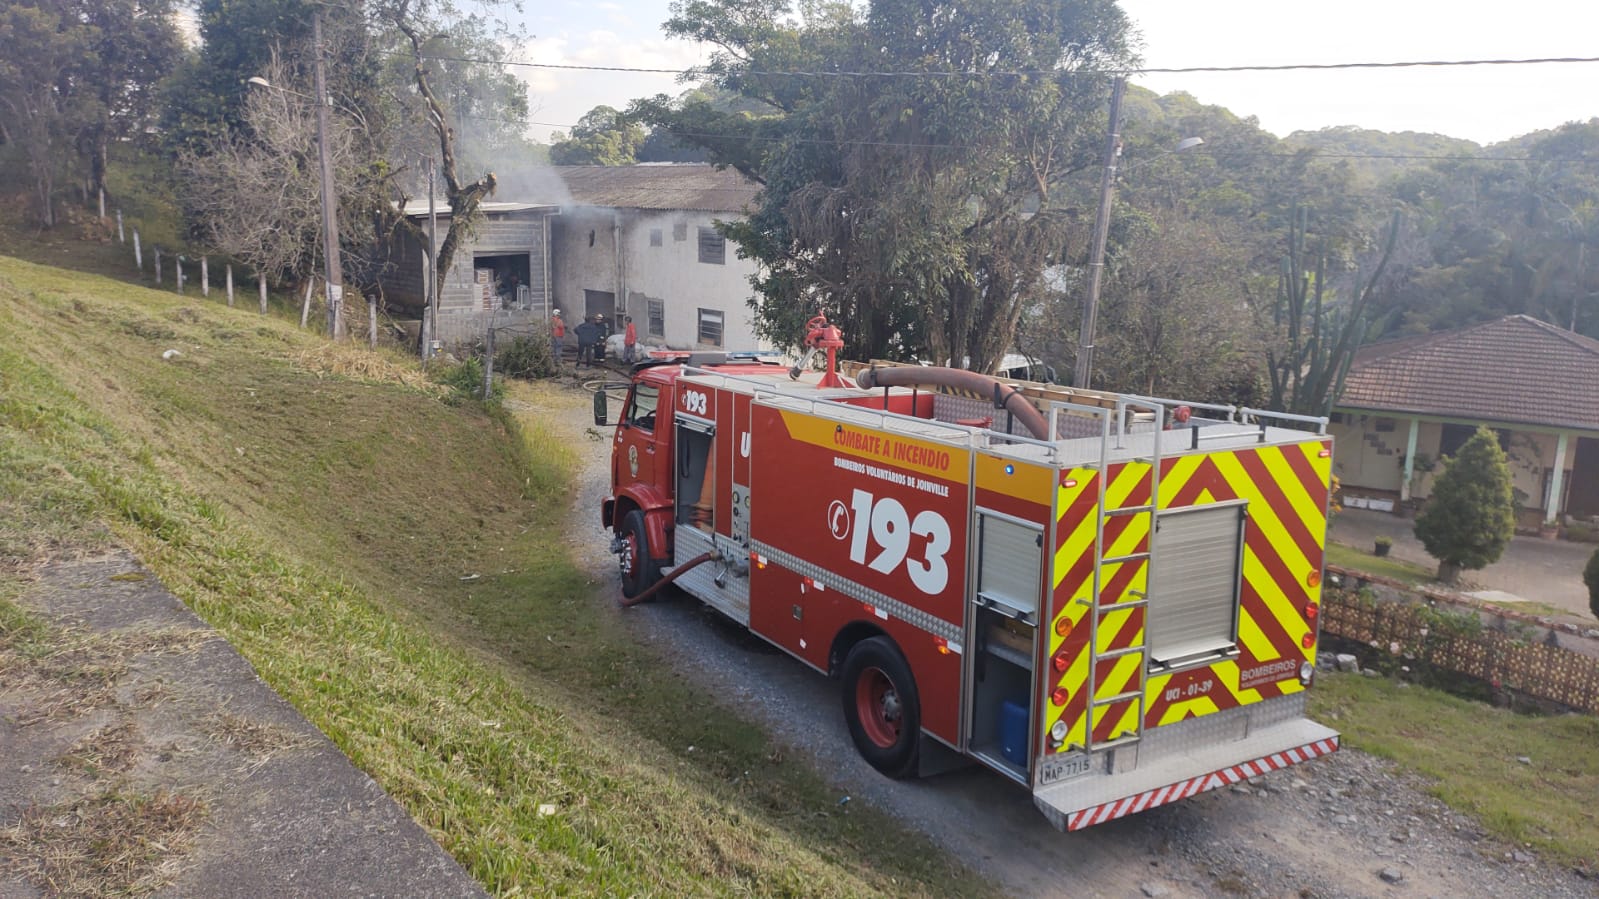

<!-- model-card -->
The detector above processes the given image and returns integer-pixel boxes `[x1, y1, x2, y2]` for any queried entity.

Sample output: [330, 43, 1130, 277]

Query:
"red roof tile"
[1337, 315, 1599, 432]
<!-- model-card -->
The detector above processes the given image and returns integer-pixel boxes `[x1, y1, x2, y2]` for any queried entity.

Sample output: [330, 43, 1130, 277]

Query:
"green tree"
[550, 105, 645, 165]
[77, 0, 184, 209]
[0, 1, 97, 226]
[638, 0, 1132, 366]
[1413, 426, 1516, 584]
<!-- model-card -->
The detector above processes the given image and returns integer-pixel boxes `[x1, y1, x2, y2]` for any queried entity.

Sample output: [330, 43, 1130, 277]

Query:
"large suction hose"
[855, 366, 1050, 440]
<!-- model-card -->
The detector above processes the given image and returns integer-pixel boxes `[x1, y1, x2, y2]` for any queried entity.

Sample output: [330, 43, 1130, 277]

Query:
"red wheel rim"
[855, 666, 901, 748]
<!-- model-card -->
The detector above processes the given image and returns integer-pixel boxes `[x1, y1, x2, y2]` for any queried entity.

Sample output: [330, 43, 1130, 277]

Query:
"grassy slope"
[1312, 673, 1599, 866]
[0, 255, 992, 897]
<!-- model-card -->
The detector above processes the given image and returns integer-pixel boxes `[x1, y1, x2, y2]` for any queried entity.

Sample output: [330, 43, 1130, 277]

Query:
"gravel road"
[540, 381, 1597, 899]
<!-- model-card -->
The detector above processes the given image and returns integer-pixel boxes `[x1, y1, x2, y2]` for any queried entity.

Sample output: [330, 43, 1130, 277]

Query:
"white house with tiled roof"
[525, 164, 768, 353]
[1330, 314, 1599, 526]
[381, 164, 768, 351]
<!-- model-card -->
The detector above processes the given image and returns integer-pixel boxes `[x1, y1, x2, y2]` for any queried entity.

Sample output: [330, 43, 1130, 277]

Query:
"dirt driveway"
[548, 382, 1598, 899]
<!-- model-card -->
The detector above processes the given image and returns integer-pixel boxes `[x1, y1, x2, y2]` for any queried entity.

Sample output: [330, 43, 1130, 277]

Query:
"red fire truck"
[595, 322, 1339, 830]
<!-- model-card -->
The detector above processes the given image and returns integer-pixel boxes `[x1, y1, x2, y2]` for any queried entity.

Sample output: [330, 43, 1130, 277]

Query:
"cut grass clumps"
[59, 720, 143, 777]
[0, 615, 212, 726]
[0, 256, 992, 895]
[0, 789, 206, 897]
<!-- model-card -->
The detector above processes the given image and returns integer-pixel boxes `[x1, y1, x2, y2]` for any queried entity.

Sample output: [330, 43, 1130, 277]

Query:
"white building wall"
[1332, 412, 1564, 513]
[549, 207, 766, 351]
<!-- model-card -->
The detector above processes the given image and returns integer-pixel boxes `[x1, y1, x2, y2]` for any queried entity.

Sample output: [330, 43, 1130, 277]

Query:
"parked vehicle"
[595, 318, 1339, 830]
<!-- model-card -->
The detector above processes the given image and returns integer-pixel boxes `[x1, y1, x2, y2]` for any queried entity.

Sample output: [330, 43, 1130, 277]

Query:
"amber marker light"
[935, 636, 952, 655]
[1306, 570, 1322, 588]
[1054, 618, 1073, 638]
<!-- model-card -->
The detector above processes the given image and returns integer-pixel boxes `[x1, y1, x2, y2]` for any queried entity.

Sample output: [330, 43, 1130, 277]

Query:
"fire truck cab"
[597, 346, 1339, 831]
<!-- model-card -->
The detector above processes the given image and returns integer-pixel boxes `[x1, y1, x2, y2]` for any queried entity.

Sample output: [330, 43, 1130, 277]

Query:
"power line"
[414, 51, 1599, 80]
[463, 114, 1599, 163]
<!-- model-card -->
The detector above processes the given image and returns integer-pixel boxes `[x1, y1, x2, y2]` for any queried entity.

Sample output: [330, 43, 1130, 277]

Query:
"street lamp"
[246, 11, 345, 339]
[1072, 74, 1202, 390]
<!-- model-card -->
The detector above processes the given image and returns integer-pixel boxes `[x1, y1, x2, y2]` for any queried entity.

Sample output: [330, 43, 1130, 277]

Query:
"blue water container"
[999, 698, 1029, 766]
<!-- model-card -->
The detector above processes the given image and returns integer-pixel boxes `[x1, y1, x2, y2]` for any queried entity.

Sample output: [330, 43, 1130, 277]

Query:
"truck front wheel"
[619, 510, 661, 599]
[841, 636, 921, 778]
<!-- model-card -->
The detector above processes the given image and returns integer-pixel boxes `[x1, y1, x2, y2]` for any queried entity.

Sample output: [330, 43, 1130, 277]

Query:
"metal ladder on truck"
[1083, 397, 1165, 752]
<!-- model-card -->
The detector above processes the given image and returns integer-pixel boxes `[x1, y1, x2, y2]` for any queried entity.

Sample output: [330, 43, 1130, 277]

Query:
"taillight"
[1051, 687, 1070, 707]
[1052, 652, 1069, 673]
[1306, 602, 1319, 621]
[1301, 633, 1315, 649]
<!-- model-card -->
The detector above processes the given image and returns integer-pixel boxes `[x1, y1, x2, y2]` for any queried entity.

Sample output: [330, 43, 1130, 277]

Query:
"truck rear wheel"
[619, 510, 661, 599]
[842, 636, 921, 778]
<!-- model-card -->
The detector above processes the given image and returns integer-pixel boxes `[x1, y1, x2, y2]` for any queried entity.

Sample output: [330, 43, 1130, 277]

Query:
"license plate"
[1039, 753, 1093, 785]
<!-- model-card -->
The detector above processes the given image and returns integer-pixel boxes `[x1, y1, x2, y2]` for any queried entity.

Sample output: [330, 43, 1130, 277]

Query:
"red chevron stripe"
[1165, 456, 1237, 507]
[1235, 450, 1321, 564]
[1243, 523, 1312, 617]
[1055, 473, 1150, 601]
[1240, 572, 1308, 664]
[1062, 735, 1340, 830]
[1280, 441, 1331, 512]
[1099, 603, 1146, 655]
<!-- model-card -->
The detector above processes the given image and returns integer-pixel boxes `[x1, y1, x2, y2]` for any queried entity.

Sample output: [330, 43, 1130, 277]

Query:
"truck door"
[967, 512, 1044, 784]
[615, 380, 661, 493]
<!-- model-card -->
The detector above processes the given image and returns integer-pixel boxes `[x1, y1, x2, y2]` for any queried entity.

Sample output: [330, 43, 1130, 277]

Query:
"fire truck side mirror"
[593, 389, 609, 426]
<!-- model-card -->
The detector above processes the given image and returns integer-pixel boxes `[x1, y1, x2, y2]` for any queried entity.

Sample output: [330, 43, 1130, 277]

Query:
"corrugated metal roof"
[397, 200, 558, 217]
[1337, 314, 1599, 432]
[552, 164, 760, 213]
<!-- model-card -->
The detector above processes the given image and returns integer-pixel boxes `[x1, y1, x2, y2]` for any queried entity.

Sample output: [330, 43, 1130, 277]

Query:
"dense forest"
[2, 0, 1595, 408]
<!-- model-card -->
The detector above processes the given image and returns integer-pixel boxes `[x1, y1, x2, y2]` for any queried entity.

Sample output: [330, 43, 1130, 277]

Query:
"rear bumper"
[1033, 696, 1339, 831]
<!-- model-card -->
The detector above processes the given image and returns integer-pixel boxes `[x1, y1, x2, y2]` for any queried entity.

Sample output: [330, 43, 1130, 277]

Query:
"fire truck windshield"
[625, 383, 659, 431]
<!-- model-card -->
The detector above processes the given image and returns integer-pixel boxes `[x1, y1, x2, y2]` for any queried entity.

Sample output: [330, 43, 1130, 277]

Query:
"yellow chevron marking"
[1242, 561, 1312, 658]
[1098, 699, 1139, 741]
[1260, 446, 1328, 533]
[1156, 454, 1203, 510]
[1095, 606, 1140, 653]
[1211, 452, 1309, 574]
[1094, 651, 1143, 700]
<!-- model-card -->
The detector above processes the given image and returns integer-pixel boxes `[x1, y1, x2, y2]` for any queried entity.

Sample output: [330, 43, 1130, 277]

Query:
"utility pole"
[313, 10, 345, 340]
[1074, 76, 1126, 391]
[423, 156, 439, 362]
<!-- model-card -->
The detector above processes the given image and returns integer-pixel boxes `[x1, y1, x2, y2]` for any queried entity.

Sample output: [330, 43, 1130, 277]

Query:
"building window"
[647, 299, 665, 339]
[673, 222, 687, 242]
[1375, 417, 1397, 433]
[650, 228, 663, 247]
[697, 226, 725, 265]
[697, 308, 724, 347]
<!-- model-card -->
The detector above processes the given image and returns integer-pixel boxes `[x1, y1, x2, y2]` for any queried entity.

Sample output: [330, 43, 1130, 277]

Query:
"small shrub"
[1585, 546, 1599, 620]
[1413, 427, 1515, 583]
[433, 357, 503, 405]
[495, 335, 557, 380]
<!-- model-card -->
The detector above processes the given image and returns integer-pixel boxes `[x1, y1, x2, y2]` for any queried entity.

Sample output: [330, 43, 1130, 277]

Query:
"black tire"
[619, 509, 661, 599]
[841, 636, 921, 778]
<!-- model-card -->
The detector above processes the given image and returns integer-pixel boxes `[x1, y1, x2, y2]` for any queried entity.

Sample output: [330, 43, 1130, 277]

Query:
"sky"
[510, 0, 1599, 147]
